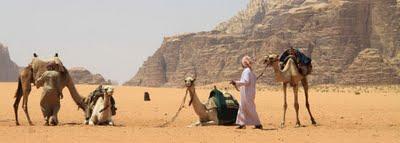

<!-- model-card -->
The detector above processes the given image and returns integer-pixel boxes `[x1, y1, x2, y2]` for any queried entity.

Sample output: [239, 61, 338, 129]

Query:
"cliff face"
[69, 67, 111, 85]
[0, 43, 19, 82]
[125, 0, 400, 87]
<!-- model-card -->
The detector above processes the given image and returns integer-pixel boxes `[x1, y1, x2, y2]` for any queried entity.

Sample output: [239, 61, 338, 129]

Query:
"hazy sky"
[0, 0, 247, 83]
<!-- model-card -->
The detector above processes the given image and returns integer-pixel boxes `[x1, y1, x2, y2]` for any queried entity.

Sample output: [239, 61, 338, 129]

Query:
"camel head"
[184, 70, 197, 88]
[184, 76, 196, 88]
[52, 53, 66, 73]
[184, 74, 197, 106]
[263, 54, 279, 67]
[103, 85, 114, 97]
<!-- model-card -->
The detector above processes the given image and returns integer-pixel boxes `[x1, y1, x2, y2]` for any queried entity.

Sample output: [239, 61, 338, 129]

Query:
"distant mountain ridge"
[69, 67, 111, 85]
[0, 43, 19, 81]
[125, 0, 400, 87]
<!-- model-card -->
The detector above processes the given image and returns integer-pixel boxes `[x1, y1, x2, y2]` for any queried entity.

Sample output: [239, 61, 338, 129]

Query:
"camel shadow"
[60, 122, 83, 126]
[60, 122, 126, 127]
[260, 128, 278, 131]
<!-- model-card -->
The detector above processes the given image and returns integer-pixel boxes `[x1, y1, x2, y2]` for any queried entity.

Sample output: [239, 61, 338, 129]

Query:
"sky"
[0, 0, 248, 83]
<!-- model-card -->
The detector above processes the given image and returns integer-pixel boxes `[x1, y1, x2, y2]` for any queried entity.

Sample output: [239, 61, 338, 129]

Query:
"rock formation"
[125, 0, 400, 87]
[69, 67, 111, 85]
[340, 48, 399, 84]
[0, 43, 19, 82]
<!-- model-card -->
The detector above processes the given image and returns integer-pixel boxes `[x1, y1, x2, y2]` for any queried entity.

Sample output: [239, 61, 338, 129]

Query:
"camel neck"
[272, 59, 303, 83]
[187, 87, 208, 119]
[272, 61, 285, 82]
[103, 95, 111, 109]
[65, 73, 86, 110]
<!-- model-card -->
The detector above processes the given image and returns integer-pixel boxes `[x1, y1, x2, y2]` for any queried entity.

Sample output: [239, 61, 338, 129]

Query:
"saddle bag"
[208, 89, 239, 125]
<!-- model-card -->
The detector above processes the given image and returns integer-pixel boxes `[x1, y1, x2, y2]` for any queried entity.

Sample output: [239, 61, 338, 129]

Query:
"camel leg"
[293, 84, 301, 127]
[281, 83, 288, 128]
[302, 79, 316, 125]
[187, 121, 202, 127]
[14, 78, 27, 126]
[89, 115, 98, 125]
[22, 89, 34, 126]
[44, 116, 50, 126]
[13, 94, 22, 126]
[108, 120, 115, 126]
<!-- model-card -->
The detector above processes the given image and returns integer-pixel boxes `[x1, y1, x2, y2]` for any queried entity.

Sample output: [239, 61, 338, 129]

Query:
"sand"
[0, 82, 399, 143]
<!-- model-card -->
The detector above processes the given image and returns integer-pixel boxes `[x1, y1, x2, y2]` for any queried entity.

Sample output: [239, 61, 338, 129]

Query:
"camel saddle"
[280, 50, 313, 76]
[205, 89, 239, 125]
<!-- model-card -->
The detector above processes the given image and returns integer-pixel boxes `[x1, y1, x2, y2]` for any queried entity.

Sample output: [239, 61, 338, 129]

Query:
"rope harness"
[158, 89, 189, 127]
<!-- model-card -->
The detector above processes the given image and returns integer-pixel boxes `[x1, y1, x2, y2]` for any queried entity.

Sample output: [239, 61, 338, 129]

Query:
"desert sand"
[0, 82, 399, 143]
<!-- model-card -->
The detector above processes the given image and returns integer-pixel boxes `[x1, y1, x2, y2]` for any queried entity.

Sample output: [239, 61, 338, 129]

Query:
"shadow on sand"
[60, 122, 125, 127]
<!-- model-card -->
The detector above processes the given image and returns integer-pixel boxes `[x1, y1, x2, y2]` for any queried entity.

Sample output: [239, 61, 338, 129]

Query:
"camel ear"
[55, 53, 59, 57]
[33, 53, 38, 57]
[193, 72, 197, 82]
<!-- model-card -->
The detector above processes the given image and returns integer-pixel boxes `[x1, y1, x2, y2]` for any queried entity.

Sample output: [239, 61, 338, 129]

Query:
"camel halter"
[158, 88, 189, 127]
[257, 58, 278, 80]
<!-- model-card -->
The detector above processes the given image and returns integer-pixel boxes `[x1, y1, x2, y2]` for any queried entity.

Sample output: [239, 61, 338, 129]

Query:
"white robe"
[235, 68, 261, 125]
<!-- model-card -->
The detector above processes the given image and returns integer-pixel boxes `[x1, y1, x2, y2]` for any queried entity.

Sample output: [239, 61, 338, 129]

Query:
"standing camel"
[263, 54, 316, 128]
[13, 53, 86, 125]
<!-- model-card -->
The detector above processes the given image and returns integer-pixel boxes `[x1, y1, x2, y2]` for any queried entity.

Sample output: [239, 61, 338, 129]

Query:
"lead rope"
[158, 89, 189, 127]
[257, 65, 268, 80]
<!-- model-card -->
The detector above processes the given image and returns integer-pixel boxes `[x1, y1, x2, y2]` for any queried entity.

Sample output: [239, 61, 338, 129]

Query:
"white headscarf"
[241, 55, 253, 69]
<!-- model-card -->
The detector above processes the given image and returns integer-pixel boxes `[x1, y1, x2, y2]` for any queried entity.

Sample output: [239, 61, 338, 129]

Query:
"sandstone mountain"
[69, 67, 111, 85]
[125, 0, 400, 87]
[0, 43, 19, 82]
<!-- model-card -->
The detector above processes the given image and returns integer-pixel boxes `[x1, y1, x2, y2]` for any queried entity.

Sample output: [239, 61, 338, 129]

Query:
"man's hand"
[229, 80, 236, 86]
[230, 80, 240, 91]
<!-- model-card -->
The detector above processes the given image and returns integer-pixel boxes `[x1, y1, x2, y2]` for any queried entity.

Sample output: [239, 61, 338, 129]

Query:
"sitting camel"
[263, 54, 316, 128]
[184, 76, 238, 127]
[88, 86, 115, 126]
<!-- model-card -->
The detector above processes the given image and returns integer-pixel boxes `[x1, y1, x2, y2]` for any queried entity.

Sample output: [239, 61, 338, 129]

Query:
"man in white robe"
[230, 56, 262, 129]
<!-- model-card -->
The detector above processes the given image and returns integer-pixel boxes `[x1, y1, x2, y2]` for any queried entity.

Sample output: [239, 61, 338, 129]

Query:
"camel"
[13, 53, 86, 125]
[184, 76, 219, 127]
[184, 75, 239, 127]
[88, 86, 115, 126]
[263, 54, 316, 128]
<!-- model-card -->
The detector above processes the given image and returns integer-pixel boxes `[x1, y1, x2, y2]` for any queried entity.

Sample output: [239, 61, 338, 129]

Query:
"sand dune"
[0, 82, 399, 143]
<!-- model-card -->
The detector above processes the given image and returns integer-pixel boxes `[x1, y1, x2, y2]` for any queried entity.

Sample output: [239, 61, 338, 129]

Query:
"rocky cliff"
[125, 0, 400, 87]
[69, 67, 111, 85]
[0, 43, 19, 82]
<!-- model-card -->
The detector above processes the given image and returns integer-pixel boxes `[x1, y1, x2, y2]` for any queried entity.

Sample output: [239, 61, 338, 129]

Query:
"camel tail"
[14, 77, 23, 98]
